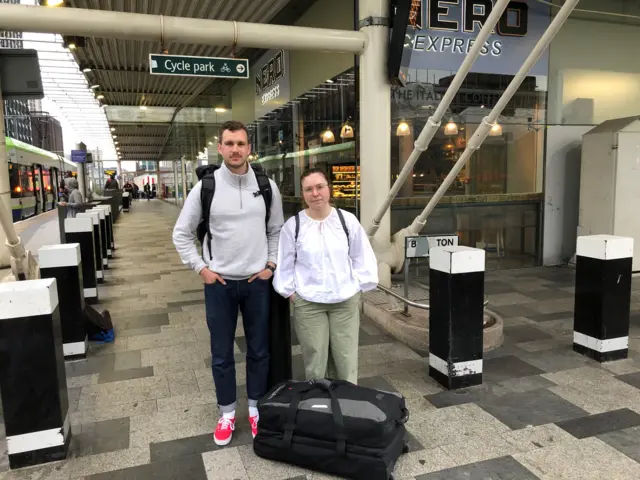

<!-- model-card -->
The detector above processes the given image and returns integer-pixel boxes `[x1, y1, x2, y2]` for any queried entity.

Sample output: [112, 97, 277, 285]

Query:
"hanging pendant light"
[444, 120, 458, 136]
[489, 123, 503, 137]
[322, 127, 335, 143]
[396, 121, 410, 136]
[340, 123, 354, 139]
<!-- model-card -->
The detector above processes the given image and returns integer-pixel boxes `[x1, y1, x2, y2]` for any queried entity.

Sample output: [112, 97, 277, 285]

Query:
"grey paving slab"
[616, 371, 640, 390]
[502, 325, 553, 344]
[85, 453, 207, 480]
[526, 310, 575, 322]
[417, 456, 539, 480]
[150, 425, 254, 463]
[556, 408, 640, 439]
[72, 418, 130, 457]
[482, 356, 546, 383]
[98, 366, 154, 384]
[426, 375, 555, 409]
[358, 375, 399, 393]
[598, 425, 640, 463]
[478, 389, 589, 430]
[119, 313, 171, 330]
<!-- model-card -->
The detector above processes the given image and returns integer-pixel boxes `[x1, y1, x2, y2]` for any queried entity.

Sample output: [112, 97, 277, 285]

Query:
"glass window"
[252, 68, 357, 219]
[9, 162, 21, 198]
[390, 69, 547, 269]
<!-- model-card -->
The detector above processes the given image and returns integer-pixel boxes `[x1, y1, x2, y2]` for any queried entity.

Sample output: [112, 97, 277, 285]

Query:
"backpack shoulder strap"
[200, 173, 216, 260]
[251, 164, 272, 227]
[294, 212, 300, 243]
[336, 208, 350, 250]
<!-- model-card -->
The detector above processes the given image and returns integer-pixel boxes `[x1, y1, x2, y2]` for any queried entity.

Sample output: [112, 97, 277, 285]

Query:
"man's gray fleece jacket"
[172, 162, 284, 280]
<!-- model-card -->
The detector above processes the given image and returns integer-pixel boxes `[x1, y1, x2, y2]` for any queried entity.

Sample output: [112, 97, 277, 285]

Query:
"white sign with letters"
[405, 234, 459, 259]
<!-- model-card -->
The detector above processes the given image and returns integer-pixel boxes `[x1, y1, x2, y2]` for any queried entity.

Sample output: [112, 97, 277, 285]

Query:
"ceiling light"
[82, 68, 92, 73]
[45, 0, 64, 6]
[67, 42, 76, 50]
[215, 107, 226, 113]
[112, 135, 117, 139]
[444, 121, 458, 136]
[326, 79, 334, 83]
[140, 105, 148, 110]
[111, 127, 116, 132]
[396, 121, 410, 137]
[114, 141, 119, 145]
[322, 128, 335, 144]
[90, 84, 99, 89]
[340, 123, 354, 139]
[489, 123, 503, 137]
[96, 94, 104, 100]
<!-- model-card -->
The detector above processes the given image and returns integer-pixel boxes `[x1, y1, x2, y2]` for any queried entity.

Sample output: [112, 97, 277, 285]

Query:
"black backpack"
[195, 163, 272, 259]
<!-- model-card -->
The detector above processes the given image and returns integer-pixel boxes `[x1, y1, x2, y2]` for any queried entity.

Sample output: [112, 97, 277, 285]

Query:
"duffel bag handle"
[282, 379, 347, 455]
[400, 407, 410, 424]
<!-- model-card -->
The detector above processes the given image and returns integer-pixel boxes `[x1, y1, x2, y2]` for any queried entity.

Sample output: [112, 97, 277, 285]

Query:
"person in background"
[273, 168, 378, 384]
[143, 182, 151, 201]
[104, 174, 119, 191]
[59, 177, 84, 218]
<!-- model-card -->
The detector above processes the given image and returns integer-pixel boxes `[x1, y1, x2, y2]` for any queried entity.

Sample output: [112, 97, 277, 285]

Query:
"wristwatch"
[265, 264, 276, 273]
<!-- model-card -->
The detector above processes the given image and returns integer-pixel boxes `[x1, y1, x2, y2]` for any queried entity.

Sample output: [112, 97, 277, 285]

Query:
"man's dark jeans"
[204, 278, 271, 413]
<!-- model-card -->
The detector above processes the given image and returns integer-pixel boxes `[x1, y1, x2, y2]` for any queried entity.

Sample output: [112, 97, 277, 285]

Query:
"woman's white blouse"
[273, 209, 379, 304]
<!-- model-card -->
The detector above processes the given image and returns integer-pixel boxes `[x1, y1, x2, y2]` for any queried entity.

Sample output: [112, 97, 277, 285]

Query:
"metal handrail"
[377, 285, 430, 310]
[376, 285, 489, 311]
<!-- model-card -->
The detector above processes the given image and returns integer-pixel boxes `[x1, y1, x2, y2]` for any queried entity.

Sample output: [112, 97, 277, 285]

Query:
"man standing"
[172, 120, 284, 446]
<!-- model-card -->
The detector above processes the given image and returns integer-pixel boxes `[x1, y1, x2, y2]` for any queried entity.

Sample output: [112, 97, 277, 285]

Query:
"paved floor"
[2, 199, 640, 479]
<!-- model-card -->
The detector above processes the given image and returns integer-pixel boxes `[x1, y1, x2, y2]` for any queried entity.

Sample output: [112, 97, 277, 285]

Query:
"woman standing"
[274, 169, 378, 384]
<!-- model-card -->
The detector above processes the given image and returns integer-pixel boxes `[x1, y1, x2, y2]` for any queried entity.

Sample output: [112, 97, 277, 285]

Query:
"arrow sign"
[149, 53, 249, 79]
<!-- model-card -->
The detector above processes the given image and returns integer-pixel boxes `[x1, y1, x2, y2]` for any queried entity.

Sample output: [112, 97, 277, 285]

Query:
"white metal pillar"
[0, 3, 366, 54]
[358, 0, 391, 287]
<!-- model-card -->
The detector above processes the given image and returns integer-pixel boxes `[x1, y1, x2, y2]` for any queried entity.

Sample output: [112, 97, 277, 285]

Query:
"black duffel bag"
[254, 378, 410, 480]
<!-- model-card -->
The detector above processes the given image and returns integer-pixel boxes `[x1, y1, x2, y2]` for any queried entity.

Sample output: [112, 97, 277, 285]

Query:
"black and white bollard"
[429, 246, 485, 390]
[96, 204, 115, 253]
[0, 279, 71, 469]
[573, 235, 633, 362]
[38, 244, 88, 359]
[92, 206, 113, 259]
[122, 191, 130, 212]
[64, 217, 98, 304]
[90, 208, 109, 268]
[77, 211, 104, 284]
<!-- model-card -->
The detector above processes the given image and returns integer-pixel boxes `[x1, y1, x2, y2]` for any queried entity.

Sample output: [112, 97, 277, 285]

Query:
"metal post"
[358, 0, 392, 287]
[0, 3, 366, 54]
[75, 143, 87, 201]
[181, 157, 187, 207]
[173, 160, 179, 205]
[403, 258, 410, 317]
[366, 0, 512, 238]
[407, 0, 581, 236]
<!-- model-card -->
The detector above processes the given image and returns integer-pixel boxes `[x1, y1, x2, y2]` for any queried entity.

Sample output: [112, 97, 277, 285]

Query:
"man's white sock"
[222, 410, 235, 419]
[249, 406, 259, 418]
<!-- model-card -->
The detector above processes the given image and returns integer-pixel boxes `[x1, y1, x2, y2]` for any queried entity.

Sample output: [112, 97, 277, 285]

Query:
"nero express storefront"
[234, 0, 562, 271]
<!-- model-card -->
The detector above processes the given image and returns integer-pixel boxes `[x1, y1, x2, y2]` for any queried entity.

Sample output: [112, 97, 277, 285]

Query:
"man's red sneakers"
[249, 414, 259, 439]
[213, 416, 236, 446]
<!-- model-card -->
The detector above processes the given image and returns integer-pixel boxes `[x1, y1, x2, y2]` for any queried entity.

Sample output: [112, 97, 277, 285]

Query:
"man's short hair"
[219, 121, 250, 143]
